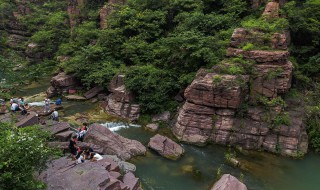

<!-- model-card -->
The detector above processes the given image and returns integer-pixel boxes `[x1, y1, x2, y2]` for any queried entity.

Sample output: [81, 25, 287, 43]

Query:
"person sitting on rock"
[18, 97, 25, 107]
[76, 150, 85, 164]
[55, 98, 62, 105]
[51, 109, 59, 121]
[69, 135, 79, 161]
[89, 152, 103, 161]
[20, 105, 27, 115]
[24, 103, 30, 110]
[10, 102, 19, 112]
[83, 147, 93, 160]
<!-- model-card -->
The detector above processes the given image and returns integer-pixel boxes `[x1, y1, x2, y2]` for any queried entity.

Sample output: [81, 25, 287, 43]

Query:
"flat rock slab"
[41, 121, 70, 135]
[55, 130, 74, 141]
[211, 174, 247, 190]
[39, 156, 141, 190]
[84, 124, 146, 160]
[65, 95, 86, 101]
[148, 134, 184, 160]
[16, 113, 39, 128]
[84, 86, 104, 99]
[48, 142, 104, 154]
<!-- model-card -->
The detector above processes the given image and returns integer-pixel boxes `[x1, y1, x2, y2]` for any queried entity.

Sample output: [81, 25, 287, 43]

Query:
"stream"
[15, 79, 320, 190]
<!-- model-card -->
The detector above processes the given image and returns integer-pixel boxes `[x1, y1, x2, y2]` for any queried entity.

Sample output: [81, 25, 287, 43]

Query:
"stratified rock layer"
[173, 1, 307, 157]
[103, 74, 140, 121]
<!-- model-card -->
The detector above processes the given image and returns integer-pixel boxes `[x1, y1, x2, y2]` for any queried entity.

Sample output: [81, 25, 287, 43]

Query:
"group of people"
[69, 133, 103, 164]
[10, 97, 29, 115]
[45, 98, 62, 121]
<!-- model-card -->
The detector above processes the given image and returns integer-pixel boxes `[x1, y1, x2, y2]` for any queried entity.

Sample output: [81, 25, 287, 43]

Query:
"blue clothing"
[55, 98, 62, 105]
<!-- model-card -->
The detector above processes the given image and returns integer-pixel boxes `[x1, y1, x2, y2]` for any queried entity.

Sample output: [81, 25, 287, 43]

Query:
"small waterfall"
[100, 122, 141, 132]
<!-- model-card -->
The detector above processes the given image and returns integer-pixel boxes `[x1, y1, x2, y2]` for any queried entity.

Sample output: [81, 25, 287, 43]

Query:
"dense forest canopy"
[0, 0, 320, 146]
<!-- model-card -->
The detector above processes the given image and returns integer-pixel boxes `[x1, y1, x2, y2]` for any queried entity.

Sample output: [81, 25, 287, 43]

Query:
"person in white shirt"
[11, 102, 19, 112]
[51, 109, 59, 121]
[44, 98, 50, 113]
[90, 152, 103, 161]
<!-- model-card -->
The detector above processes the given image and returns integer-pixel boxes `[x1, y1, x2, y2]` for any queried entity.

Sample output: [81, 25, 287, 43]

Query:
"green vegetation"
[258, 96, 287, 108]
[0, 123, 57, 190]
[242, 43, 255, 51]
[241, 16, 289, 33]
[272, 112, 291, 126]
[1, 0, 320, 152]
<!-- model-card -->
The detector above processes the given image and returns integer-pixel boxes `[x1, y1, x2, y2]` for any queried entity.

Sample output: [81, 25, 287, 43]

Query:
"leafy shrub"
[125, 65, 180, 113]
[242, 43, 254, 51]
[272, 112, 291, 126]
[0, 123, 55, 190]
[241, 17, 289, 33]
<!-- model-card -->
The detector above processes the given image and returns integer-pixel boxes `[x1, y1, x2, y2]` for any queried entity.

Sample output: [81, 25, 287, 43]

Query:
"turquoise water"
[16, 77, 320, 190]
[117, 126, 320, 190]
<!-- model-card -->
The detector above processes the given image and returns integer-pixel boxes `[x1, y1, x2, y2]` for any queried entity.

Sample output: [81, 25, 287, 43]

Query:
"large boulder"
[211, 174, 247, 190]
[148, 134, 184, 160]
[47, 72, 79, 98]
[39, 156, 141, 190]
[84, 124, 146, 160]
[50, 72, 78, 89]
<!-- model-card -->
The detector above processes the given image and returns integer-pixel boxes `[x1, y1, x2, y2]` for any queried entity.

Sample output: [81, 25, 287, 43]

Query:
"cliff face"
[173, 1, 308, 157]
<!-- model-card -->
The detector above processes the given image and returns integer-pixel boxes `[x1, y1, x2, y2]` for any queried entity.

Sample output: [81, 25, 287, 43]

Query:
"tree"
[0, 123, 55, 190]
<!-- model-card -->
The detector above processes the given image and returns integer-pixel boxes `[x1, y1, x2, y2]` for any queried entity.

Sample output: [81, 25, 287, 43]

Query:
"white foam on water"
[100, 122, 141, 132]
[28, 101, 54, 107]
[28, 102, 45, 107]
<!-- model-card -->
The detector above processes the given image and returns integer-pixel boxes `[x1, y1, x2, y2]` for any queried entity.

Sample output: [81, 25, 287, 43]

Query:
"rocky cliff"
[173, 1, 308, 157]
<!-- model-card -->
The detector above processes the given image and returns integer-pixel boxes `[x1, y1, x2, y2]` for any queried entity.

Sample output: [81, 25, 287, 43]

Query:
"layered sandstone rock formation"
[102, 74, 140, 121]
[173, 2, 308, 157]
[39, 156, 142, 190]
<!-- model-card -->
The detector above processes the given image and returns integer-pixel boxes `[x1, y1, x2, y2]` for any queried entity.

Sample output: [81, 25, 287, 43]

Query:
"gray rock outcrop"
[84, 124, 146, 160]
[211, 174, 247, 190]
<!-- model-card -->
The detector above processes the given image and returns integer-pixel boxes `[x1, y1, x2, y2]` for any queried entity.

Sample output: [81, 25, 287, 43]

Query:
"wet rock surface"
[211, 174, 247, 190]
[148, 134, 184, 160]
